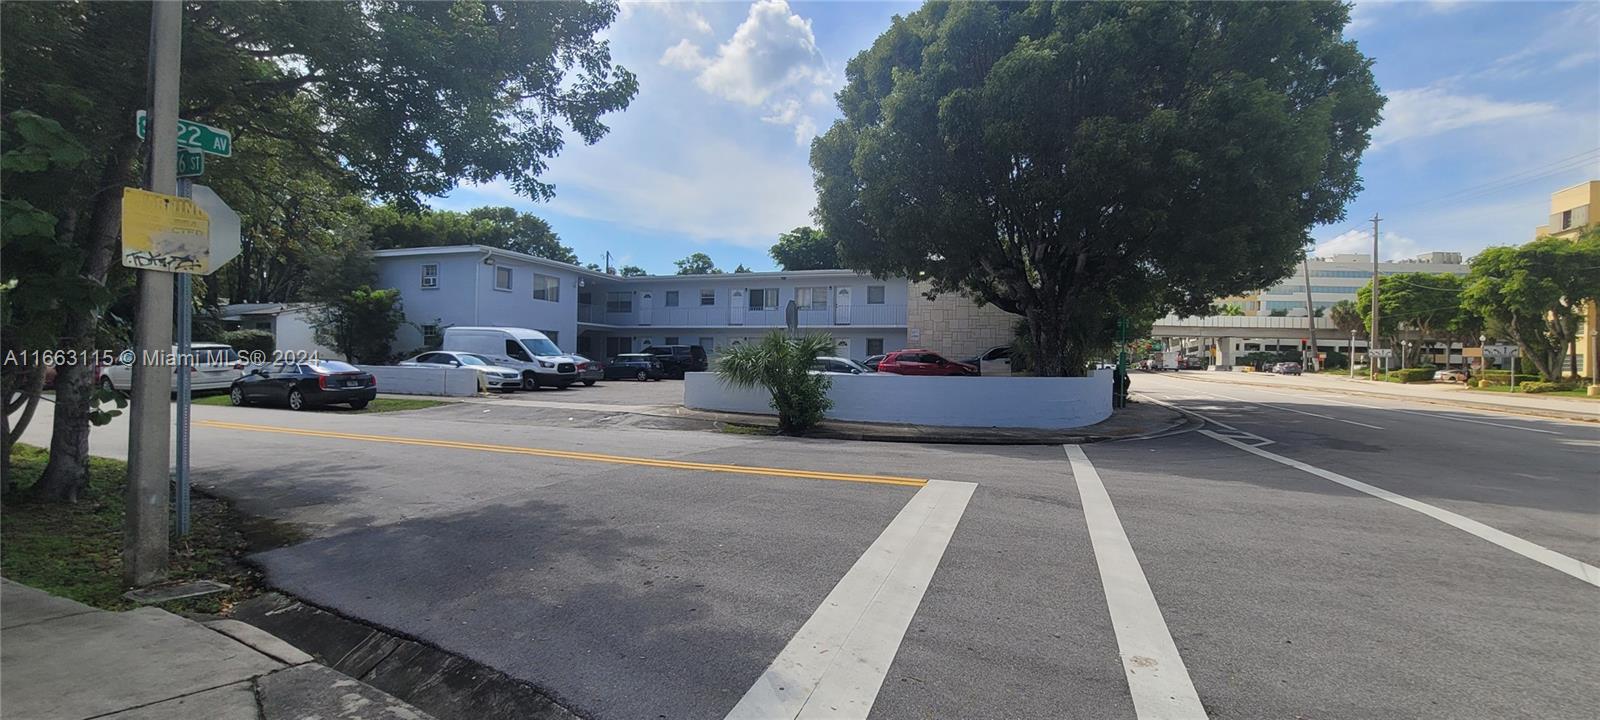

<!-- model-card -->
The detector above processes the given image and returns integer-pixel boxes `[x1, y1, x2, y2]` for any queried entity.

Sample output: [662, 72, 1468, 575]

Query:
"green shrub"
[1384, 367, 1436, 383]
[1519, 381, 1579, 394]
[715, 331, 835, 435]
[215, 329, 274, 355]
[1478, 370, 1540, 385]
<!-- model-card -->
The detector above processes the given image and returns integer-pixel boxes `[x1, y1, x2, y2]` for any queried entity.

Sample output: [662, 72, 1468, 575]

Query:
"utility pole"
[1368, 213, 1381, 380]
[1301, 254, 1319, 372]
[124, 0, 182, 586]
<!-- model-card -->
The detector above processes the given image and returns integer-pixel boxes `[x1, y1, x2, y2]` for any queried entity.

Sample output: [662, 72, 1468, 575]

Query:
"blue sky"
[433, 0, 1600, 272]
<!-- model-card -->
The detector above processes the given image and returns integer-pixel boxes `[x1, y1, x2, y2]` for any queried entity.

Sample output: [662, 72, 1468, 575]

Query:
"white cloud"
[1373, 86, 1554, 149]
[620, 2, 713, 34]
[1316, 229, 1428, 261]
[659, 39, 708, 70]
[692, 0, 829, 106]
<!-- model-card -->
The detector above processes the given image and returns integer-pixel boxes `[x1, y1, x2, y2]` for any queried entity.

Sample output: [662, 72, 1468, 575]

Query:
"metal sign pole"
[175, 178, 193, 536]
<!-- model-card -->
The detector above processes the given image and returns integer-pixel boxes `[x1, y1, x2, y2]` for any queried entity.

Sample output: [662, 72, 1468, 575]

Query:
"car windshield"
[457, 354, 488, 366]
[522, 338, 561, 356]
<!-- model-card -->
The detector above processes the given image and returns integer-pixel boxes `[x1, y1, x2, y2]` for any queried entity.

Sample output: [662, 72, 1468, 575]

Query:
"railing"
[579, 304, 907, 327]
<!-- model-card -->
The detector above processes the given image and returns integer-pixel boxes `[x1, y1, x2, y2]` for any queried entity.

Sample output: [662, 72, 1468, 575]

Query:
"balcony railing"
[578, 304, 907, 328]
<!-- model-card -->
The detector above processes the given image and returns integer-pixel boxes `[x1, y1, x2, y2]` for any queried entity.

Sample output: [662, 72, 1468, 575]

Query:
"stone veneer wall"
[906, 281, 1020, 359]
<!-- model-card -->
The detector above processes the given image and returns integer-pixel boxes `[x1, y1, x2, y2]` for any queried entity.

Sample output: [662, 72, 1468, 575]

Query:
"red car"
[876, 349, 978, 376]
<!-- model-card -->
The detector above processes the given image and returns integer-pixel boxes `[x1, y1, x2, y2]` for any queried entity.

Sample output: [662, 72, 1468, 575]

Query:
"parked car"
[876, 349, 978, 376]
[642, 344, 708, 378]
[1434, 368, 1470, 382]
[604, 353, 665, 381]
[398, 351, 521, 392]
[863, 354, 887, 372]
[229, 359, 377, 410]
[961, 345, 1014, 375]
[98, 342, 243, 395]
[569, 354, 604, 386]
[442, 326, 576, 390]
[810, 356, 875, 375]
[1271, 362, 1303, 375]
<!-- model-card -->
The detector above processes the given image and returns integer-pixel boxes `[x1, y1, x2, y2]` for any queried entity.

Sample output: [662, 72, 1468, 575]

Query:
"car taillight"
[369, 376, 377, 389]
[318, 374, 329, 390]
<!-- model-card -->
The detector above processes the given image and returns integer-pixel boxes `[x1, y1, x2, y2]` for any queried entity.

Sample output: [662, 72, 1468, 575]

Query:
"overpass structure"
[1150, 315, 1350, 368]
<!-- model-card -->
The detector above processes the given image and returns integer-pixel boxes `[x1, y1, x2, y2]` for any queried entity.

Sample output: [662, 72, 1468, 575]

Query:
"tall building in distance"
[1534, 180, 1597, 382]
[1251, 251, 1467, 317]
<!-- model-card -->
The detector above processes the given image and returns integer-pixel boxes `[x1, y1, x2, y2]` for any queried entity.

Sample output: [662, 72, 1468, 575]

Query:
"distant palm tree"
[715, 331, 835, 435]
[1329, 300, 1364, 336]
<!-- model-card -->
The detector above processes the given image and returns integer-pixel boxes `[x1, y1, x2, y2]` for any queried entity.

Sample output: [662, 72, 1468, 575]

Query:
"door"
[834, 288, 851, 325]
[836, 339, 850, 359]
[639, 293, 653, 325]
[729, 289, 746, 325]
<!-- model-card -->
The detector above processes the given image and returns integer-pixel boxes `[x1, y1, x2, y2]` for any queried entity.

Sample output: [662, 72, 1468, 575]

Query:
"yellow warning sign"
[120, 187, 210, 273]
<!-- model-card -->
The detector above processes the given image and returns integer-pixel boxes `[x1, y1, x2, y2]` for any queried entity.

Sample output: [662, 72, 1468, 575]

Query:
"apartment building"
[1534, 180, 1598, 381]
[373, 245, 915, 361]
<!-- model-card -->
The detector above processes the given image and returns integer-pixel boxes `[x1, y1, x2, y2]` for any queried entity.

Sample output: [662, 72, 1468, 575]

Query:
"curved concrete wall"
[683, 370, 1112, 429]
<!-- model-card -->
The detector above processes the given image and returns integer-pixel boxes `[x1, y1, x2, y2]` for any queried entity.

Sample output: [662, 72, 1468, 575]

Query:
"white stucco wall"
[683, 370, 1113, 429]
[273, 308, 340, 358]
[358, 365, 481, 396]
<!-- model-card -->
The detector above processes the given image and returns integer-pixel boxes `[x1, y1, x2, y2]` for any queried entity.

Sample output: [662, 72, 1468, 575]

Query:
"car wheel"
[349, 399, 369, 410]
[583, 379, 596, 387]
[522, 374, 538, 391]
[229, 386, 245, 406]
[636, 370, 648, 381]
[288, 388, 306, 411]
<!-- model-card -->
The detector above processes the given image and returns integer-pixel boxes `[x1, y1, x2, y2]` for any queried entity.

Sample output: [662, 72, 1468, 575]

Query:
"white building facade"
[1254, 252, 1467, 317]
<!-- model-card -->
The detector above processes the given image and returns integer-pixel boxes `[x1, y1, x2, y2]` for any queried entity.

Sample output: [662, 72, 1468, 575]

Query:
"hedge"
[1478, 370, 1541, 385]
[1384, 368, 1437, 383]
[214, 329, 274, 355]
[1519, 381, 1580, 394]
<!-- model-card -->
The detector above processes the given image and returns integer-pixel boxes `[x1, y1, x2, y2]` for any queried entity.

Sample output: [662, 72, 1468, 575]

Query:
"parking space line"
[195, 420, 927, 488]
[1064, 446, 1207, 720]
[1200, 430, 1600, 588]
[726, 479, 976, 720]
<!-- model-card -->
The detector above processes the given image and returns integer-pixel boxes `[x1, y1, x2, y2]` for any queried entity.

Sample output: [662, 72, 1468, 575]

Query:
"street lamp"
[1350, 329, 1357, 380]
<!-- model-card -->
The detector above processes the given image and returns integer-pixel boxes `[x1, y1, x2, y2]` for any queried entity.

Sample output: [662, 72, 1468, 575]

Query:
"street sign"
[135, 110, 232, 157]
[188, 185, 240, 273]
[177, 149, 204, 178]
[1483, 344, 1520, 358]
[1368, 348, 1394, 358]
[120, 187, 209, 273]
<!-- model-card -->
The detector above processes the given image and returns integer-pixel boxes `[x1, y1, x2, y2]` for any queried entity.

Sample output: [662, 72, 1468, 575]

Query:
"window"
[505, 340, 532, 362]
[700, 289, 715, 306]
[531, 274, 560, 302]
[421, 263, 439, 289]
[494, 266, 513, 291]
[867, 285, 885, 304]
[665, 336, 680, 345]
[1562, 209, 1573, 229]
[748, 288, 779, 310]
[422, 324, 442, 347]
[796, 287, 828, 310]
[606, 291, 632, 313]
[867, 338, 884, 356]
[665, 290, 679, 307]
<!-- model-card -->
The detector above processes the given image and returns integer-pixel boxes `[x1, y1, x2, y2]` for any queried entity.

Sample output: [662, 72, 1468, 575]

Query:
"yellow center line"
[195, 419, 928, 488]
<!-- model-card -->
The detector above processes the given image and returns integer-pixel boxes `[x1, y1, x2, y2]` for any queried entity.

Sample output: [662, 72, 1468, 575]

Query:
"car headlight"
[538, 360, 554, 368]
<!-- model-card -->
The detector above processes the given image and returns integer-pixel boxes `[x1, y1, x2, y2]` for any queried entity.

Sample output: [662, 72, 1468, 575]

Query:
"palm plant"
[715, 331, 835, 435]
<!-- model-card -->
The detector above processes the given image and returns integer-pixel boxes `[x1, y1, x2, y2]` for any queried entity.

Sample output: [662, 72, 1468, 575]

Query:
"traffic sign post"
[136, 109, 232, 156]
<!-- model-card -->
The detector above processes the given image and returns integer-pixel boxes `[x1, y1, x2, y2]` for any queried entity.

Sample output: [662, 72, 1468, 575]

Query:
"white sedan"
[399, 351, 523, 391]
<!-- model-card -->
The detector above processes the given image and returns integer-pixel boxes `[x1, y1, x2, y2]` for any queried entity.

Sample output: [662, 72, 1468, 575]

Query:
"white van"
[97, 342, 243, 394]
[441, 327, 577, 390]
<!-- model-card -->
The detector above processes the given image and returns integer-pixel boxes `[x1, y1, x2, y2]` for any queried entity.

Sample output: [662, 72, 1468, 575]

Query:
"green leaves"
[715, 332, 835, 435]
[673, 253, 722, 275]
[770, 227, 840, 271]
[1461, 231, 1600, 381]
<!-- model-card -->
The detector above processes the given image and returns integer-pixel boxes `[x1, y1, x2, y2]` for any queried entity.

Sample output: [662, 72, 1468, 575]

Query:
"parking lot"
[493, 374, 688, 407]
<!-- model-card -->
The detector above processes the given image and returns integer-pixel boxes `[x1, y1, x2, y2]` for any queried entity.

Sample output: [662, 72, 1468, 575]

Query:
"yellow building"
[1534, 180, 1598, 383]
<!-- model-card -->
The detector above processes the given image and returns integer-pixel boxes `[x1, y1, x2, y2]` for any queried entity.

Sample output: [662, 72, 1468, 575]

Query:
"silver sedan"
[398, 351, 522, 391]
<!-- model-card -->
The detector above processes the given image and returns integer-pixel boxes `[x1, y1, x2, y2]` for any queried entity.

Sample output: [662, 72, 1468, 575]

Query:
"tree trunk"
[34, 142, 135, 502]
[1026, 307, 1068, 377]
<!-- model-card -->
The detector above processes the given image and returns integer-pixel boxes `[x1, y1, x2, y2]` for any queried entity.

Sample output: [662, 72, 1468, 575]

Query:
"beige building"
[1533, 180, 1597, 382]
[906, 282, 1018, 360]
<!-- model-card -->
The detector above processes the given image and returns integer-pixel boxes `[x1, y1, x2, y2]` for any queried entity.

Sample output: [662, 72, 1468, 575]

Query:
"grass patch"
[1, 444, 302, 612]
[716, 422, 777, 436]
[1467, 385, 1598, 400]
[192, 395, 447, 413]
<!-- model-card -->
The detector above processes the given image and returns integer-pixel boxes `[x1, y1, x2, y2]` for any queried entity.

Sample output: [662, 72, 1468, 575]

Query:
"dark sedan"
[603, 354, 665, 381]
[230, 359, 377, 410]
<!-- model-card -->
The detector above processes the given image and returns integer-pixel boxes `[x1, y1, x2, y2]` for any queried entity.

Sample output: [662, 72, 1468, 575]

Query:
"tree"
[733, 264, 753, 273]
[674, 253, 722, 275]
[1359, 273, 1472, 368]
[1209, 303, 1245, 317]
[619, 265, 648, 277]
[1329, 299, 1363, 336]
[311, 286, 405, 364]
[715, 332, 835, 435]
[812, 2, 1381, 375]
[1462, 233, 1600, 382]
[2, 1, 636, 499]
[365, 205, 577, 264]
[770, 226, 839, 270]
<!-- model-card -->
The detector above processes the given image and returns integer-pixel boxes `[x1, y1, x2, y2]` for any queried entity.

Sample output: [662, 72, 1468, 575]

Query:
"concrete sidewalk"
[1159, 369, 1599, 422]
[0, 578, 436, 720]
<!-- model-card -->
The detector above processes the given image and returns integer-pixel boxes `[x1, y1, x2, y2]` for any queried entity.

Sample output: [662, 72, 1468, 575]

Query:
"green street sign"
[135, 110, 232, 157]
[177, 149, 204, 178]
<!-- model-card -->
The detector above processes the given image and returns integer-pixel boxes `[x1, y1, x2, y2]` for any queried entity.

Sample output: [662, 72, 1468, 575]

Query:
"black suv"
[643, 344, 708, 378]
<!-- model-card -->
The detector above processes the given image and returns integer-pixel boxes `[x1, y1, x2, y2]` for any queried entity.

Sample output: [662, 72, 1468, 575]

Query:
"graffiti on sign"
[120, 187, 211, 274]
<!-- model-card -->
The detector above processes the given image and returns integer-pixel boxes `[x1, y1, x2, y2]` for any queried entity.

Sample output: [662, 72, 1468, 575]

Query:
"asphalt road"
[22, 376, 1598, 719]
